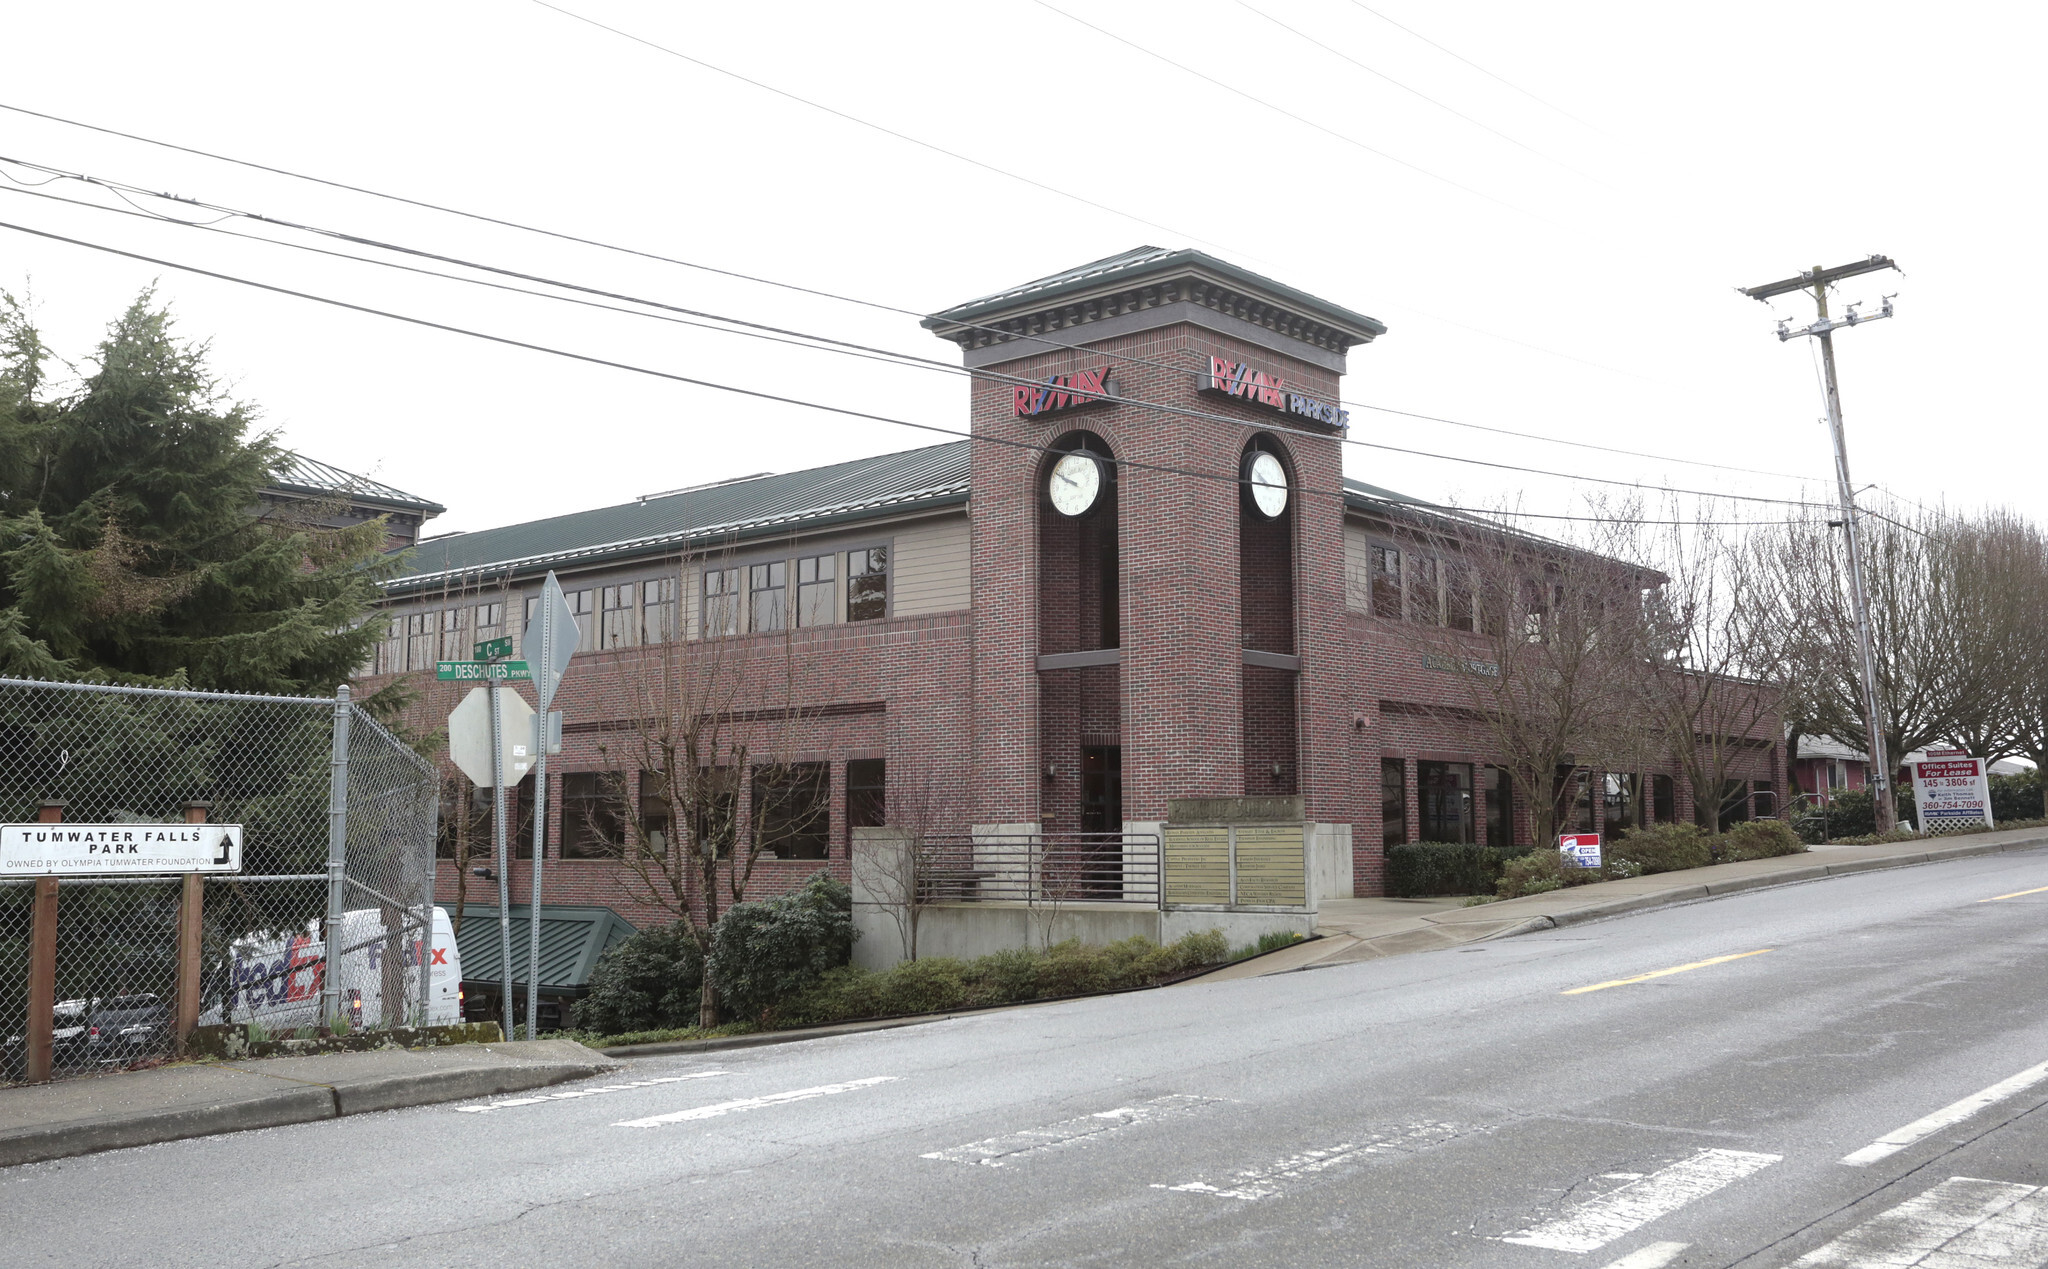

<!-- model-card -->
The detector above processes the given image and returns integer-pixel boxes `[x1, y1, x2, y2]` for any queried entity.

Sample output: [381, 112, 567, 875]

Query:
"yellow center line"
[1980, 885, 2048, 903]
[1562, 949, 1773, 996]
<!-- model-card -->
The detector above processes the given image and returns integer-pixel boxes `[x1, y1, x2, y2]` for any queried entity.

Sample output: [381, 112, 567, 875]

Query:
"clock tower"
[923, 247, 1385, 842]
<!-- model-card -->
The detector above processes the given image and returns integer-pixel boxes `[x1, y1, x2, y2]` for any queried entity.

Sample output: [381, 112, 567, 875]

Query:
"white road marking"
[922, 1095, 1221, 1167]
[1790, 1176, 2043, 1266]
[1501, 1148, 1781, 1254]
[1841, 1059, 2048, 1167]
[456, 1071, 727, 1113]
[1598, 1243, 1689, 1269]
[613, 1076, 897, 1128]
[1153, 1121, 1469, 1200]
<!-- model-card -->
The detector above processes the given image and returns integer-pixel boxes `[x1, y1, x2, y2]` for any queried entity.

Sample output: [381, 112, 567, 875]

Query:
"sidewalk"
[1190, 825, 2048, 983]
[0, 1037, 618, 1169]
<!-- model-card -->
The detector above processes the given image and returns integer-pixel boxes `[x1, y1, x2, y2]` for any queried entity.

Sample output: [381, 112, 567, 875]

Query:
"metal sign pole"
[489, 671, 513, 1042]
[521, 571, 579, 1040]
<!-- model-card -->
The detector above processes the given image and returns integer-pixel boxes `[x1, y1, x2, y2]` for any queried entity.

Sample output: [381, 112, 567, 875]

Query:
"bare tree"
[847, 736, 963, 964]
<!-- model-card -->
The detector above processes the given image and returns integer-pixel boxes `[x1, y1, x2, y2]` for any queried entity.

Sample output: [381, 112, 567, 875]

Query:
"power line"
[0, 97, 1640, 385]
[1229, 0, 1604, 184]
[1024, 0, 1538, 221]
[0, 153, 1808, 482]
[0, 213, 1823, 532]
[0, 169, 1832, 510]
[1342, 0, 1610, 137]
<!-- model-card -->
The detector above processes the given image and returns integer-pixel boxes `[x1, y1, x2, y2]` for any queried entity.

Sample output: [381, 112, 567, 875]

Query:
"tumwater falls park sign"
[1, 823, 244, 876]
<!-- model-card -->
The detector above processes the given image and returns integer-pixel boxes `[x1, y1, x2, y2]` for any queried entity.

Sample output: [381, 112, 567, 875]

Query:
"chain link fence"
[0, 678, 439, 1084]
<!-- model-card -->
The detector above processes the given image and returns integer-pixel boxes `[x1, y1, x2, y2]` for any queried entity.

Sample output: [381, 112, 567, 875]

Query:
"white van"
[201, 906, 462, 1032]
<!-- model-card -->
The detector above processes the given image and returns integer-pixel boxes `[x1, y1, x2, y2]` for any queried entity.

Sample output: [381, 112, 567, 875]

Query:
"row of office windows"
[1380, 760, 1778, 847]
[436, 759, 887, 862]
[374, 546, 892, 674]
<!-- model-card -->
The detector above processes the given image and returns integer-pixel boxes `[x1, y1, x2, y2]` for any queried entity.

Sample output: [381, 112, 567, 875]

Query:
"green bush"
[572, 923, 705, 1035]
[707, 871, 857, 1022]
[1720, 819, 1807, 861]
[1803, 788, 1919, 841]
[1990, 771, 2043, 822]
[1385, 841, 1534, 896]
[769, 929, 1231, 1029]
[1612, 823, 1713, 873]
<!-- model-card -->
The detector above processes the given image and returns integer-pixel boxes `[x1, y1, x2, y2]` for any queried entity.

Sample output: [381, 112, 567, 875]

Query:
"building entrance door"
[1418, 761, 1475, 843]
[1080, 745, 1122, 833]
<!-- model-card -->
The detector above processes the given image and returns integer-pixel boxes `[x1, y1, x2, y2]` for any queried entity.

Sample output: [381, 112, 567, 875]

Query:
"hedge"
[1385, 841, 1534, 896]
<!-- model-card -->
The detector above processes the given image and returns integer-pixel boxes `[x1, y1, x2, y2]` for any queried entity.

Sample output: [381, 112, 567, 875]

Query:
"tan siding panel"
[1343, 522, 1372, 613]
[892, 515, 971, 615]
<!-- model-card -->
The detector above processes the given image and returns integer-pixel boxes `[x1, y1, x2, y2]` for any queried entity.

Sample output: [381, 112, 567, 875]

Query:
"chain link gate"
[0, 678, 439, 1084]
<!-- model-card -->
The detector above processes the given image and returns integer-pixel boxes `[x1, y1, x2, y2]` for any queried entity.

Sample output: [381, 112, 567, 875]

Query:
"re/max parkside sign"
[1202, 356, 1350, 430]
[0, 823, 244, 876]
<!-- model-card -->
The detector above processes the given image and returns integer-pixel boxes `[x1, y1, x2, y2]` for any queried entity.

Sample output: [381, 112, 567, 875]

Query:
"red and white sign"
[1909, 756, 1993, 833]
[1013, 367, 1110, 418]
[1558, 832, 1603, 868]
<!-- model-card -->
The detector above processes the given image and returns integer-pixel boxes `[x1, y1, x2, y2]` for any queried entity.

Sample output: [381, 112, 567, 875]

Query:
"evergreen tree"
[0, 290, 395, 692]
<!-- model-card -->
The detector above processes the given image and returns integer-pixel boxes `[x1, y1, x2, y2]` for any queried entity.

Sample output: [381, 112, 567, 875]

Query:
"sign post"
[1558, 832, 1603, 870]
[1909, 755, 1993, 834]
[446, 668, 536, 1042]
[520, 572, 580, 1039]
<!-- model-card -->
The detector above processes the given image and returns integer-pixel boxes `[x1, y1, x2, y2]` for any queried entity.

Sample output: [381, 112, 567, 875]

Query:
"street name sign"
[1558, 832, 1603, 869]
[473, 636, 514, 660]
[447, 686, 536, 788]
[2, 823, 243, 876]
[1910, 756, 1992, 833]
[436, 660, 533, 682]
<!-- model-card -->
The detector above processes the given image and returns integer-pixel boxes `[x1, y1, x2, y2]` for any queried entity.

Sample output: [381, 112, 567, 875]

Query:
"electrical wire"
[1229, 0, 1604, 184]
[0, 213, 1814, 533]
[1342, 0, 1610, 137]
[1024, 0, 1540, 221]
[0, 171, 1835, 512]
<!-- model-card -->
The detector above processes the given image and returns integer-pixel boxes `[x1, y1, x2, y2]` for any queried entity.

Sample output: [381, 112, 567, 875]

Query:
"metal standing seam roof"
[922, 245, 1388, 342]
[453, 904, 640, 992]
[387, 441, 970, 595]
[268, 452, 446, 514]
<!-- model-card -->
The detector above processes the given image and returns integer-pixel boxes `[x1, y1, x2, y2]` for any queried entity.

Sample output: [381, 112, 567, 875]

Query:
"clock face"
[1246, 451, 1288, 518]
[1048, 452, 1102, 516]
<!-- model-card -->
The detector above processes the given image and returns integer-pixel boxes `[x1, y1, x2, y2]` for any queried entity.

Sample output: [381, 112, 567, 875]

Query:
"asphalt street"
[8, 847, 2048, 1269]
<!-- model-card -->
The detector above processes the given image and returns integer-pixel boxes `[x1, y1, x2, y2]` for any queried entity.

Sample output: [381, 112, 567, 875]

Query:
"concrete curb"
[0, 1045, 620, 1169]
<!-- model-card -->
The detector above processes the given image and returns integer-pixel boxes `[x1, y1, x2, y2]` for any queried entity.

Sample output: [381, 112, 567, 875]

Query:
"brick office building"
[364, 246, 1784, 941]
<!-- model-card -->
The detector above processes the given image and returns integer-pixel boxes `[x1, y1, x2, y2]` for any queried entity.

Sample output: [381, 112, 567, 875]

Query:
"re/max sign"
[1014, 367, 1110, 417]
[1204, 356, 1350, 429]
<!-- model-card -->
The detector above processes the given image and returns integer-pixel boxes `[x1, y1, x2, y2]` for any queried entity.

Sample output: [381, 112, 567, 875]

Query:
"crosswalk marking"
[922, 1095, 1222, 1167]
[1841, 1059, 2048, 1166]
[1599, 1243, 1689, 1269]
[1154, 1121, 1468, 1200]
[1501, 1148, 1781, 1253]
[613, 1076, 898, 1128]
[1791, 1176, 2044, 1266]
[455, 1071, 727, 1113]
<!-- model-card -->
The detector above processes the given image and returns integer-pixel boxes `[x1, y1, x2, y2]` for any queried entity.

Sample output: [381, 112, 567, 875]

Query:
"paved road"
[9, 848, 2048, 1268]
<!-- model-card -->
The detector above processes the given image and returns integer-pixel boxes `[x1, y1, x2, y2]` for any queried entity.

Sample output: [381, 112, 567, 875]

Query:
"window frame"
[846, 544, 891, 622]
[796, 553, 838, 628]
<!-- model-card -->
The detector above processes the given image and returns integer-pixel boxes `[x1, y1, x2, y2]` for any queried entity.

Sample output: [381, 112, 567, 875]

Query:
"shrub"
[1385, 842, 1534, 896]
[1990, 771, 2043, 822]
[1806, 788, 1920, 840]
[707, 871, 857, 1022]
[572, 923, 705, 1035]
[768, 929, 1231, 1028]
[1612, 823, 1712, 874]
[1720, 819, 1807, 861]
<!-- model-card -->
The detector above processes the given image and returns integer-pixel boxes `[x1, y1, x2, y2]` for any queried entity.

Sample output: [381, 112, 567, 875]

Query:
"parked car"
[85, 994, 170, 1066]
[1, 1000, 90, 1080]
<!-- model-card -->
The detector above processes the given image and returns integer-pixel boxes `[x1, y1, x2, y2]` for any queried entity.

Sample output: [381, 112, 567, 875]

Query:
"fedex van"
[201, 906, 462, 1032]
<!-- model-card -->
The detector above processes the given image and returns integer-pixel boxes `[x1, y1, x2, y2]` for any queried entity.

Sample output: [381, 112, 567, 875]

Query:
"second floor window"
[473, 602, 504, 647]
[703, 567, 740, 637]
[1371, 545, 1401, 619]
[797, 555, 836, 626]
[601, 584, 637, 649]
[643, 578, 676, 643]
[750, 561, 787, 632]
[405, 612, 435, 670]
[847, 546, 888, 621]
[1408, 555, 1441, 626]
[378, 616, 403, 675]
[438, 608, 465, 661]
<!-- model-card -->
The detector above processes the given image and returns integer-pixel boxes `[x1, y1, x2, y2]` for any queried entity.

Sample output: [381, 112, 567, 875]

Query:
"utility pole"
[1742, 255, 1900, 832]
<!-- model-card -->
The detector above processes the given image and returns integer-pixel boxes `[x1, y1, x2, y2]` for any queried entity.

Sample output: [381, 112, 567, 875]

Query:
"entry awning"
[454, 904, 639, 995]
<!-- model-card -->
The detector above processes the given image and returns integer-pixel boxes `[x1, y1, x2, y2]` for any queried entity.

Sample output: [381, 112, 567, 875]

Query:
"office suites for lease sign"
[1909, 758, 1993, 833]
[1, 823, 243, 875]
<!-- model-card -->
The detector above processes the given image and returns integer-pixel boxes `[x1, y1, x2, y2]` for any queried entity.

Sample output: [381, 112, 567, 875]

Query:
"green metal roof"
[454, 903, 639, 993]
[923, 245, 1388, 343]
[387, 441, 968, 595]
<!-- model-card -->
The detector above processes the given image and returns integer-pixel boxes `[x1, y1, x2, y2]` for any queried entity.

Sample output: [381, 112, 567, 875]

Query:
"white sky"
[2, 1, 2038, 537]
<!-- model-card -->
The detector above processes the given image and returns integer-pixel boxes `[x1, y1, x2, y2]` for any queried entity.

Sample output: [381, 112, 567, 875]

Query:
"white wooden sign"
[1, 823, 244, 876]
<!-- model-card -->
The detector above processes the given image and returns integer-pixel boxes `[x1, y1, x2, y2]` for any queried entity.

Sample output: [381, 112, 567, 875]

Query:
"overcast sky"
[3, 1, 2037, 538]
